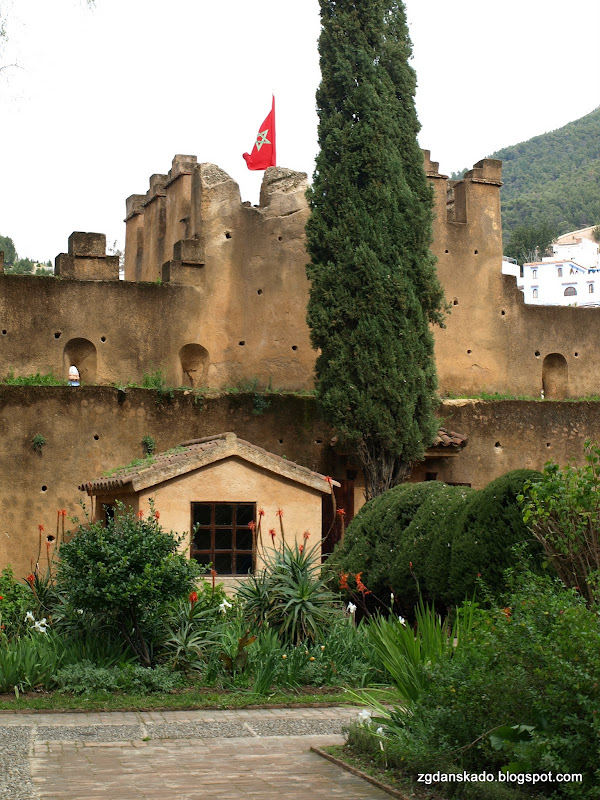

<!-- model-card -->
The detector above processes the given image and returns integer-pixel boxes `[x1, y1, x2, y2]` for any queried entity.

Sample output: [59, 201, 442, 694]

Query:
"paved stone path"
[0, 706, 392, 800]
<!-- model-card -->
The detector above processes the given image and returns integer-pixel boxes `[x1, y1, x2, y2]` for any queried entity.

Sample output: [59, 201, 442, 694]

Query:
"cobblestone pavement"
[0, 706, 392, 800]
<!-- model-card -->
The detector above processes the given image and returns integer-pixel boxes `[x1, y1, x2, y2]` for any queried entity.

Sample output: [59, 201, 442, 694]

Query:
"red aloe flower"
[269, 528, 276, 544]
[26, 574, 35, 586]
[336, 508, 346, 517]
[37, 524, 44, 533]
[189, 591, 198, 607]
[60, 509, 67, 518]
[339, 573, 349, 590]
[154, 510, 160, 520]
[299, 545, 304, 553]
[248, 520, 256, 531]
[276, 508, 284, 518]
[136, 510, 144, 518]
[324, 476, 332, 484]
[303, 531, 310, 540]
[258, 508, 265, 517]
[355, 572, 371, 596]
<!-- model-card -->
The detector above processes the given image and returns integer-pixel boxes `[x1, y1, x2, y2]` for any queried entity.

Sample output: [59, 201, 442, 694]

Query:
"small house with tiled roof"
[79, 432, 339, 585]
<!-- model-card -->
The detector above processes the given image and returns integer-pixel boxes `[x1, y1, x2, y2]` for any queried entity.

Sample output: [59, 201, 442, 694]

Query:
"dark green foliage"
[447, 469, 543, 604]
[55, 504, 200, 666]
[0, 234, 16, 265]
[505, 221, 557, 265]
[489, 106, 600, 243]
[0, 566, 31, 639]
[345, 574, 600, 798]
[305, 0, 446, 498]
[326, 481, 444, 599]
[331, 471, 542, 610]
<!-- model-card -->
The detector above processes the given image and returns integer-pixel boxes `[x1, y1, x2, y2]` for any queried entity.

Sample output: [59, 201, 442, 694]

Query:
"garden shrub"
[53, 662, 184, 695]
[0, 566, 31, 639]
[447, 469, 543, 605]
[391, 484, 472, 610]
[238, 542, 340, 645]
[55, 503, 200, 666]
[327, 481, 447, 601]
[330, 471, 543, 612]
[352, 572, 600, 798]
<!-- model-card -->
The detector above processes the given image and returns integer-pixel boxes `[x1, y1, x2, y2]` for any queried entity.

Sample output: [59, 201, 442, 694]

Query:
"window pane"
[236, 553, 253, 575]
[192, 552, 211, 567]
[236, 504, 254, 526]
[214, 505, 233, 526]
[214, 553, 233, 574]
[236, 529, 253, 550]
[193, 504, 212, 527]
[215, 529, 233, 550]
[193, 530, 211, 551]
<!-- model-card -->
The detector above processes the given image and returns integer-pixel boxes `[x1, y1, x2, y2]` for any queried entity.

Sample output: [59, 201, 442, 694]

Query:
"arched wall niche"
[63, 338, 97, 384]
[542, 353, 568, 399]
[179, 344, 209, 388]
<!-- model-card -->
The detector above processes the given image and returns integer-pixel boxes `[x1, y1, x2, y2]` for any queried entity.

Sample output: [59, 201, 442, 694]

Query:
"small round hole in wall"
[277, 236, 283, 242]
[54, 332, 61, 339]
[94, 434, 100, 440]
[495, 442, 502, 448]
[41, 485, 47, 492]
[278, 439, 283, 444]
[546, 442, 551, 447]
[1, 330, 6, 335]
[444, 249, 449, 254]
[474, 249, 478, 255]
[225, 231, 232, 239]
[239, 341, 245, 346]
[291, 345, 298, 351]
[467, 349, 472, 354]
[257, 289, 263, 295]
[46, 534, 55, 543]
[501, 310, 506, 316]
[315, 439, 322, 444]
[453, 298, 459, 306]
[535, 351, 540, 358]
[100, 336, 106, 343]
[574, 352, 579, 357]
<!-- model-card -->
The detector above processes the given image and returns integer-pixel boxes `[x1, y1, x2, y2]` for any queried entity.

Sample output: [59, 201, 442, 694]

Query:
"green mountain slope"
[488, 106, 600, 240]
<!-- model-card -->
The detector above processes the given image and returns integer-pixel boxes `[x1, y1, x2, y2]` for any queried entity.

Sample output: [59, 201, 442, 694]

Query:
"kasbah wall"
[1, 150, 599, 575]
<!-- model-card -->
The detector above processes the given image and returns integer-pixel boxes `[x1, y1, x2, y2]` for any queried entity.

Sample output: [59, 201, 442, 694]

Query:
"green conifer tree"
[306, 0, 446, 499]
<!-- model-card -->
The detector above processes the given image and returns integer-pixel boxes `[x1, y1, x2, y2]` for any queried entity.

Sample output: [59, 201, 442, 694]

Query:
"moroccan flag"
[243, 97, 276, 170]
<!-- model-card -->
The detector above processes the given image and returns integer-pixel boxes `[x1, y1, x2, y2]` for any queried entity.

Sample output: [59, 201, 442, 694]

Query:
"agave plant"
[238, 541, 340, 645]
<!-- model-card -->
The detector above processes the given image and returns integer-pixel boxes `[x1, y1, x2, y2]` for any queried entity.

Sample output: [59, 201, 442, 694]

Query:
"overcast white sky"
[1, 0, 599, 262]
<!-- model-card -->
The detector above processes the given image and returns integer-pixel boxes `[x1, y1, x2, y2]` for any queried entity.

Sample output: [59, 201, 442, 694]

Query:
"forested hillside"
[488, 106, 600, 244]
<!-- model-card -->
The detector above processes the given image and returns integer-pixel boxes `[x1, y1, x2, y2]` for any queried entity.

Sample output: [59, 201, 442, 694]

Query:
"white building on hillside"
[503, 232, 600, 306]
[521, 259, 600, 306]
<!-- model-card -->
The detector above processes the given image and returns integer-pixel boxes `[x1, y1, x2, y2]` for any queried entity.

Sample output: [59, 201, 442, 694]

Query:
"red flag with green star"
[243, 96, 276, 170]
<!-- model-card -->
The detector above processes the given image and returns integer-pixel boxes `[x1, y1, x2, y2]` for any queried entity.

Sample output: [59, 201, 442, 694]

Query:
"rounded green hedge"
[328, 470, 543, 612]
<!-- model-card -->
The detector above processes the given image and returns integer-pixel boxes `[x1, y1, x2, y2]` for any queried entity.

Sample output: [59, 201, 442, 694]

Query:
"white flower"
[33, 621, 48, 634]
[347, 602, 357, 614]
[398, 615, 406, 626]
[390, 593, 394, 604]
[376, 726, 384, 736]
[357, 709, 372, 726]
[77, 609, 84, 615]
[25, 611, 35, 622]
[218, 599, 232, 613]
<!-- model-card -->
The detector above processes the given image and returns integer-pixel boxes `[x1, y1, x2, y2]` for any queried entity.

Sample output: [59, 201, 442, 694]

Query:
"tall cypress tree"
[306, 0, 446, 499]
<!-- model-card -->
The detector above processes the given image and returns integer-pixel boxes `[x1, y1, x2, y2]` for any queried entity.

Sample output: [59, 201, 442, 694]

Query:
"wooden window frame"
[190, 501, 255, 576]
